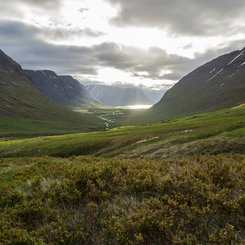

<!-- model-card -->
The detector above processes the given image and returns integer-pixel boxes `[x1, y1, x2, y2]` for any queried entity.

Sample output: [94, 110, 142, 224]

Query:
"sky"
[0, 0, 245, 89]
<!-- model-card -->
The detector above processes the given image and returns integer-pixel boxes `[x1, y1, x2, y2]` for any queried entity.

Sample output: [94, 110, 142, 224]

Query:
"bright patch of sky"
[7, 0, 225, 55]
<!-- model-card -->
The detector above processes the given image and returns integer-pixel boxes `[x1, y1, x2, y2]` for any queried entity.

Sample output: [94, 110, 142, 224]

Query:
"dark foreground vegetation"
[0, 154, 244, 244]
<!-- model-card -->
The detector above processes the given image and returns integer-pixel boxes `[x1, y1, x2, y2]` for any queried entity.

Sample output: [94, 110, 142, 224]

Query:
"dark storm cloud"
[0, 21, 98, 74]
[0, 21, 244, 81]
[0, 21, 190, 79]
[106, 0, 245, 36]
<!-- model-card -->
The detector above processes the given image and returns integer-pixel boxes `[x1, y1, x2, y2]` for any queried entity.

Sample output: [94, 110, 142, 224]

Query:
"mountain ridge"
[0, 50, 103, 136]
[151, 47, 245, 119]
[25, 70, 97, 108]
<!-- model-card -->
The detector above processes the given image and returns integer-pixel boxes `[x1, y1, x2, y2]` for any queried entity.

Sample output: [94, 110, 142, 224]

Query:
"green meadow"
[0, 104, 244, 158]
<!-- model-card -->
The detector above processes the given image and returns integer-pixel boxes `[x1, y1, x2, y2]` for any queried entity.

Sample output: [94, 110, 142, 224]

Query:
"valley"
[0, 45, 245, 244]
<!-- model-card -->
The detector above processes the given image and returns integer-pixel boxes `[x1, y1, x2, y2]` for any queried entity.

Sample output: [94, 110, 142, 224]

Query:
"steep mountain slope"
[59, 75, 98, 106]
[25, 70, 97, 108]
[86, 85, 152, 106]
[152, 48, 245, 119]
[0, 50, 102, 136]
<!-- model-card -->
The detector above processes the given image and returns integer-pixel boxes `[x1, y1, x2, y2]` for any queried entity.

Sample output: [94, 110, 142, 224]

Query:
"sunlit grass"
[0, 104, 244, 158]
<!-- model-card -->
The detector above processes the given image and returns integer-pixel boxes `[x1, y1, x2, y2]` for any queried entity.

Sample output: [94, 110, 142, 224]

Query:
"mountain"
[86, 85, 152, 106]
[142, 88, 165, 103]
[58, 75, 99, 107]
[24, 70, 97, 108]
[152, 48, 245, 119]
[0, 50, 102, 136]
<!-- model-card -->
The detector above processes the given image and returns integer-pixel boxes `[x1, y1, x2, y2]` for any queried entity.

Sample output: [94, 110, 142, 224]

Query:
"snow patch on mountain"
[227, 51, 244, 65]
[207, 68, 224, 81]
[238, 61, 245, 68]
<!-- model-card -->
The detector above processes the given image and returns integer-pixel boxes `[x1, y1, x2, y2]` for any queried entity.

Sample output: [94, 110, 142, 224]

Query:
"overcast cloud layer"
[106, 0, 245, 36]
[0, 0, 245, 87]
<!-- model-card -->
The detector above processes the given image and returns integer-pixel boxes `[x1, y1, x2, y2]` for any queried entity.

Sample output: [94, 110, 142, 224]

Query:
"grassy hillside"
[0, 116, 103, 138]
[133, 48, 245, 124]
[0, 154, 244, 244]
[0, 50, 103, 136]
[0, 104, 244, 158]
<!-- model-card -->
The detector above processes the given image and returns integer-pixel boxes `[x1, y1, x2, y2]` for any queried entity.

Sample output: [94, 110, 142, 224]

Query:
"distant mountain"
[143, 89, 165, 104]
[0, 50, 102, 136]
[152, 48, 245, 119]
[86, 85, 152, 106]
[59, 75, 98, 107]
[25, 70, 97, 108]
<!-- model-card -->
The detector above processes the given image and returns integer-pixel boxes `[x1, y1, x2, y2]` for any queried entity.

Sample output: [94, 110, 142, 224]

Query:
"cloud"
[0, 20, 244, 82]
[5, 0, 61, 8]
[0, 21, 189, 79]
[106, 0, 245, 36]
[78, 8, 89, 13]
[0, 0, 64, 21]
[0, 20, 104, 43]
[0, 21, 98, 74]
[41, 27, 105, 40]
